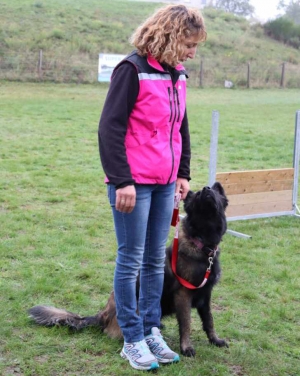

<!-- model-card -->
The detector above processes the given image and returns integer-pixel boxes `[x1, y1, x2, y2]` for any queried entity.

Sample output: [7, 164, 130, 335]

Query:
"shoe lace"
[147, 334, 168, 353]
[125, 342, 148, 361]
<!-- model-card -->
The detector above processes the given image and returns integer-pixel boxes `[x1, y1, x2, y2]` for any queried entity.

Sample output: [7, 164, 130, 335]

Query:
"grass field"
[1, 0, 300, 86]
[1, 81, 300, 376]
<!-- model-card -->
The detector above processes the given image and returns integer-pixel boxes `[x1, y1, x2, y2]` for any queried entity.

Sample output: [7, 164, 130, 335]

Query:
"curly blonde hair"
[130, 4, 206, 67]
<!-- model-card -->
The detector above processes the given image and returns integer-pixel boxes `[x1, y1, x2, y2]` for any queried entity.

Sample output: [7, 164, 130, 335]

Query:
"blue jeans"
[107, 183, 175, 343]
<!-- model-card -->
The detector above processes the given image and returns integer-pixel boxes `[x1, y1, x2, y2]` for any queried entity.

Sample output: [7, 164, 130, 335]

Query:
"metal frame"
[208, 110, 300, 238]
[293, 111, 300, 217]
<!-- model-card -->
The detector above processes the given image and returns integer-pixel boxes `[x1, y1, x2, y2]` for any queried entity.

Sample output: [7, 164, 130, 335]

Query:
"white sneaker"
[145, 327, 180, 364]
[120, 339, 159, 371]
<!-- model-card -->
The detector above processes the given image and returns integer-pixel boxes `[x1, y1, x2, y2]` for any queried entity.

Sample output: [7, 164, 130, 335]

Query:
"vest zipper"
[168, 87, 172, 122]
[167, 85, 177, 184]
[175, 87, 180, 122]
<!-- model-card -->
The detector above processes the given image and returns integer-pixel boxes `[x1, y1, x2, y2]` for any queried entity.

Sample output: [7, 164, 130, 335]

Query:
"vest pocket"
[125, 129, 158, 148]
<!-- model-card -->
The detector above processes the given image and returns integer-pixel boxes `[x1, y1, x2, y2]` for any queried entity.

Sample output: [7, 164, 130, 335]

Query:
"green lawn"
[2, 0, 300, 87]
[0, 82, 299, 375]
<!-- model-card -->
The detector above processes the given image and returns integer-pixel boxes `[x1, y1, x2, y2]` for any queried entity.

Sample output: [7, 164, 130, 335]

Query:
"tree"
[214, 0, 254, 17]
[278, 0, 300, 24]
[264, 16, 300, 49]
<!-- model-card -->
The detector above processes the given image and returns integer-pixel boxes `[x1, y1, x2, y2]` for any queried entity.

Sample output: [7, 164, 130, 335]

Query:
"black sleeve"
[98, 62, 139, 188]
[178, 109, 191, 181]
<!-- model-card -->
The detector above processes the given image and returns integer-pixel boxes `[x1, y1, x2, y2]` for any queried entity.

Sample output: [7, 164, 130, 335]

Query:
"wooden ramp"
[216, 168, 294, 219]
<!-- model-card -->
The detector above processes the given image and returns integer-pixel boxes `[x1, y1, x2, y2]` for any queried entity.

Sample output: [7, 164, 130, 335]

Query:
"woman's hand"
[116, 185, 136, 213]
[175, 178, 190, 200]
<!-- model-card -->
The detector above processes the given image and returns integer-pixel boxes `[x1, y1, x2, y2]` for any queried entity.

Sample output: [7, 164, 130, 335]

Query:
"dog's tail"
[29, 292, 123, 339]
[28, 305, 100, 330]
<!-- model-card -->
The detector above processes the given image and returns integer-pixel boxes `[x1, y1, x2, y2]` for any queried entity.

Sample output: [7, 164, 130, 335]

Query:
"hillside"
[1, 0, 300, 87]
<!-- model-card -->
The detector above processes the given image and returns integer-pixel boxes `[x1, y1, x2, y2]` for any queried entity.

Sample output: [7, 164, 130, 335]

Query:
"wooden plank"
[216, 168, 294, 184]
[225, 190, 293, 217]
[226, 200, 293, 217]
[220, 180, 293, 195]
[215, 168, 295, 218]
[227, 190, 293, 205]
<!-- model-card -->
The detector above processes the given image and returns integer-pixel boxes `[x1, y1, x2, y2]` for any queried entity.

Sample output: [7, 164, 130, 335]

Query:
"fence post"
[38, 50, 43, 80]
[199, 59, 203, 88]
[247, 62, 250, 89]
[280, 62, 285, 88]
[208, 110, 219, 187]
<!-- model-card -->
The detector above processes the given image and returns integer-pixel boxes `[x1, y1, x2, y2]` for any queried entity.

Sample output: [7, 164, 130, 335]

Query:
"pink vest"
[124, 54, 187, 185]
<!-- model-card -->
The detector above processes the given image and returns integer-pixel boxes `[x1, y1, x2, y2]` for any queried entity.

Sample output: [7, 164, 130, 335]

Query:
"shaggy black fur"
[29, 182, 229, 357]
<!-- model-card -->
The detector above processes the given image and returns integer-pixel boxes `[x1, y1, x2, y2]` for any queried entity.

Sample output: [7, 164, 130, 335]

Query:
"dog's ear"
[183, 190, 195, 213]
[212, 182, 229, 209]
[211, 182, 225, 196]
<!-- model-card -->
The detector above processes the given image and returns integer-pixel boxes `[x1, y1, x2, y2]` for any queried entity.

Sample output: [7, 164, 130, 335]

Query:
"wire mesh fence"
[1, 51, 300, 88]
[184, 58, 300, 88]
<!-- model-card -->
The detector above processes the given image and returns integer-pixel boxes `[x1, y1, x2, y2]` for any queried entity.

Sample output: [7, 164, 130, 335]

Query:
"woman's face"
[178, 35, 199, 62]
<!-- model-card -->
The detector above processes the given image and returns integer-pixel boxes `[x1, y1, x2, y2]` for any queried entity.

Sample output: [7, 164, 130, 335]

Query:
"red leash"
[171, 194, 213, 289]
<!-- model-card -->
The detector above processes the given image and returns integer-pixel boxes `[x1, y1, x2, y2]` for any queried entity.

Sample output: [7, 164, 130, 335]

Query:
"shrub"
[252, 24, 264, 38]
[33, 2, 43, 8]
[289, 36, 300, 49]
[203, 7, 219, 20]
[264, 17, 300, 48]
[50, 29, 65, 40]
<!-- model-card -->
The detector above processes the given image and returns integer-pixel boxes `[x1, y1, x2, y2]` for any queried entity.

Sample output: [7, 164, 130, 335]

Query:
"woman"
[98, 4, 206, 371]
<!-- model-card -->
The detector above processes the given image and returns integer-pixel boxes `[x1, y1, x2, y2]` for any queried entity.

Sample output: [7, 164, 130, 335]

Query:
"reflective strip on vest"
[138, 73, 187, 81]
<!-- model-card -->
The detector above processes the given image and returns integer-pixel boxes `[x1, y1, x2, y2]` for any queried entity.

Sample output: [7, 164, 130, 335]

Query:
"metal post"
[208, 110, 219, 187]
[199, 60, 203, 88]
[280, 62, 286, 88]
[247, 62, 250, 89]
[293, 110, 300, 216]
[227, 229, 252, 239]
[38, 49, 43, 79]
[207, 110, 251, 238]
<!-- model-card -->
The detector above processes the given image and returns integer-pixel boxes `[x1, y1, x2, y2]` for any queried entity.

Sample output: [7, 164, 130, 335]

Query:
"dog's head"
[183, 182, 228, 245]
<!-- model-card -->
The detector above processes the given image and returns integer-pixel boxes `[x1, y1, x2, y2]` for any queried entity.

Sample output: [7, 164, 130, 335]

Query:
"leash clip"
[207, 257, 214, 271]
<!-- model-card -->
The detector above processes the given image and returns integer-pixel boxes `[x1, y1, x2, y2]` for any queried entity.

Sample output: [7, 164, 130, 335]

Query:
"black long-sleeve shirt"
[98, 61, 191, 189]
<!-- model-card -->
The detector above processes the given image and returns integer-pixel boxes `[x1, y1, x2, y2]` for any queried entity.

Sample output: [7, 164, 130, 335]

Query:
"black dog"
[29, 182, 229, 356]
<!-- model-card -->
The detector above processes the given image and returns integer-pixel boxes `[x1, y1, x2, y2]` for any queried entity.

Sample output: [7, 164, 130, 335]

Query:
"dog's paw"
[210, 338, 229, 348]
[181, 346, 196, 357]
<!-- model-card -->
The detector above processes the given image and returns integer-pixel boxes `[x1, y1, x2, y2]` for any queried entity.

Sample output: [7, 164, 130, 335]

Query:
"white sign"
[98, 53, 126, 82]
[224, 80, 234, 88]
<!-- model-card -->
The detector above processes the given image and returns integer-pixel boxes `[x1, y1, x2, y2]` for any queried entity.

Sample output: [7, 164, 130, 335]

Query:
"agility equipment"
[208, 110, 300, 238]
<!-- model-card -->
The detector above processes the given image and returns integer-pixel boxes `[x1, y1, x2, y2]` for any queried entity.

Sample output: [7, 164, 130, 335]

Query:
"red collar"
[189, 237, 218, 257]
[171, 235, 217, 290]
